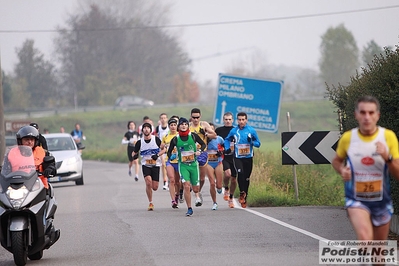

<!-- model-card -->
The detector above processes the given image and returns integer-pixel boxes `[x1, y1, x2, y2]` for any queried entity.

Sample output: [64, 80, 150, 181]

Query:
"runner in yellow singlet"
[332, 95, 399, 243]
[189, 108, 216, 206]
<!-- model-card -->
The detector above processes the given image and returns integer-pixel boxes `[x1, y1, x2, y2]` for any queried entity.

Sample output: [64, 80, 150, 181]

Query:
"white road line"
[232, 202, 399, 265]
[233, 199, 329, 242]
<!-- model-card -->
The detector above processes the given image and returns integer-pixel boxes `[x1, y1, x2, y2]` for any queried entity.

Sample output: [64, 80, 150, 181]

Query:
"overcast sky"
[1, 0, 398, 84]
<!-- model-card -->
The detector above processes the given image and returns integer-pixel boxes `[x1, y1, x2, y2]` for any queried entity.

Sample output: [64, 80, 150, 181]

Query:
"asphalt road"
[0, 160, 356, 266]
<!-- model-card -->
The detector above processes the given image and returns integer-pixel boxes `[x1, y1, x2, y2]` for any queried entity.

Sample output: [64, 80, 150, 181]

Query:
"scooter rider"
[16, 126, 60, 246]
[16, 126, 55, 189]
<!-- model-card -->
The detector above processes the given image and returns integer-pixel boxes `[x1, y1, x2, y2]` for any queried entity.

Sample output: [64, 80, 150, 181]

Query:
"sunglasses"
[191, 116, 200, 119]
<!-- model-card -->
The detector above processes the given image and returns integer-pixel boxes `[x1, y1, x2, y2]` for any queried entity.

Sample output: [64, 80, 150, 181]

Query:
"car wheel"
[75, 172, 84, 186]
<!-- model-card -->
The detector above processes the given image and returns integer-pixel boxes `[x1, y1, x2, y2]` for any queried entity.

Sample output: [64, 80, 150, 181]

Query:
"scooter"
[0, 146, 60, 266]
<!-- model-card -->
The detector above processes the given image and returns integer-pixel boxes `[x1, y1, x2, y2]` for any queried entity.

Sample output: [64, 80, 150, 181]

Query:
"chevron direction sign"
[282, 131, 340, 165]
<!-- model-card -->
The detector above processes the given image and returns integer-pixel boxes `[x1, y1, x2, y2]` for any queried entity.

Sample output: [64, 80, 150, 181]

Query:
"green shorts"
[179, 162, 200, 186]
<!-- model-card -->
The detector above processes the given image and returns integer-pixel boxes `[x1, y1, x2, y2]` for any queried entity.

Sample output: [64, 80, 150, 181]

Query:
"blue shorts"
[345, 198, 393, 226]
[166, 160, 178, 172]
[208, 161, 222, 169]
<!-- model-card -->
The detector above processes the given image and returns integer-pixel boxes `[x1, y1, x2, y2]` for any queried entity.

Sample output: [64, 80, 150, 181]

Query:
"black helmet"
[16, 126, 40, 147]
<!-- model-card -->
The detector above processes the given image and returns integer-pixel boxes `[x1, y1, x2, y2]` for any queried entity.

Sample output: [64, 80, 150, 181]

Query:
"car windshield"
[47, 137, 75, 151]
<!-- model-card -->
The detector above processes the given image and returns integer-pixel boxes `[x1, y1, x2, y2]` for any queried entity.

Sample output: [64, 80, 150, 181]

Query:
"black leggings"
[232, 157, 253, 197]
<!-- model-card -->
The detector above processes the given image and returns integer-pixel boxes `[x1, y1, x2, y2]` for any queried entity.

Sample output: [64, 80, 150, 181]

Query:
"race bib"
[181, 151, 195, 164]
[354, 171, 383, 201]
[237, 144, 250, 156]
[207, 150, 218, 162]
[143, 156, 156, 166]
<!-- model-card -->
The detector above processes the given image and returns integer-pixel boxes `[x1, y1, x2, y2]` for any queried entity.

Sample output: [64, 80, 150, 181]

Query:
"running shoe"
[134, 176, 139, 182]
[186, 208, 193, 216]
[212, 203, 218, 210]
[195, 197, 202, 207]
[228, 199, 234, 208]
[217, 188, 222, 194]
[241, 200, 247, 208]
[223, 189, 230, 201]
[199, 192, 203, 204]
[171, 200, 178, 209]
[128, 170, 132, 176]
[239, 191, 246, 204]
[174, 194, 179, 204]
[179, 197, 184, 204]
[148, 203, 154, 211]
[163, 185, 169, 191]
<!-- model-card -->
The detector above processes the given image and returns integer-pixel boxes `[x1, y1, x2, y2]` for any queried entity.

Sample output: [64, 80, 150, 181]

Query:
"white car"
[114, 96, 154, 107]
[43, 133, 85, 185]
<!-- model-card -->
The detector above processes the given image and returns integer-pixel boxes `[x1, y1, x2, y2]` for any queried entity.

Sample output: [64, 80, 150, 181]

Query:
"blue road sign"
[213, 74, 283, 133]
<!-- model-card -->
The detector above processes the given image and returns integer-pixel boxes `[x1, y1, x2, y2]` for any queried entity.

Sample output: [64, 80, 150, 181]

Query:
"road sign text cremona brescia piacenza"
[213, 74, 283, 133]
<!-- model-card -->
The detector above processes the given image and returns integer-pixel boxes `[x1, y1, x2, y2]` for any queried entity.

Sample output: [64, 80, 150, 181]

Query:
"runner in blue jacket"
[224, 112, 261, 208]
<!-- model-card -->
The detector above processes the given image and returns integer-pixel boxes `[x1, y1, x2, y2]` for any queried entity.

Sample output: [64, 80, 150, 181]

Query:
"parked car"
[114, 96, 154, 107]
[5, 135, 17, 147]
[43, 133, 85, 185]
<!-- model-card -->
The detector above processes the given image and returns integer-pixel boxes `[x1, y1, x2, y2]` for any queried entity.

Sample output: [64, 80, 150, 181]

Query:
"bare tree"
[54, 1, 191, 106]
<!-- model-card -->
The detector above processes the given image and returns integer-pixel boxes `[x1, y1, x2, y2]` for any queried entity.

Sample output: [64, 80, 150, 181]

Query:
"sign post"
[213, 74, 283, 133]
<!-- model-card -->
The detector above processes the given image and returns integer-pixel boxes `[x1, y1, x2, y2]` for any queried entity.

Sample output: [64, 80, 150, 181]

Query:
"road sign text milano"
[213, 74, 283, 133]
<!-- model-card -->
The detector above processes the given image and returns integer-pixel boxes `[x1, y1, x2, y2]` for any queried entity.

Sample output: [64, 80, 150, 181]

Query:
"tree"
[319, 24, 359, 87]
[1, 70, 12, 106]
[54, 5, 129, 107]
[54, 3, 191, 106]
[171, 72, 199, 103]
[362, 40, 384, 67]
[14, 39, 57, 107]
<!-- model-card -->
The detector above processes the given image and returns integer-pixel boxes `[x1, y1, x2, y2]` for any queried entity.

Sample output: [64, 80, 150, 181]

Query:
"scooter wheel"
[11, 231, 28, 266]
[28, 250, 43, 260]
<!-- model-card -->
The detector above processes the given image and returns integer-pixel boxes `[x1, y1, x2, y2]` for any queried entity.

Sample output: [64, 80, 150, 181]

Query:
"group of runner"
[121, 108, 261, 216]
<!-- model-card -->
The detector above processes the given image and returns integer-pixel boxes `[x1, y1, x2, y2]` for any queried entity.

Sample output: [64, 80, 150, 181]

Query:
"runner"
[132, 122, 165, 211]
[332, 95, 399, 242]
[206, 122, 224, 210]
[170, 115, 184, 203]
[121, 121, 140, 181]
[224, 112, 261, 208]
[161, 117, 180, 208]
[215, 112, 236, 208]
[155, 113, 170, 190]
[189, 108, 216, 207]
[167, 117, 206, 216]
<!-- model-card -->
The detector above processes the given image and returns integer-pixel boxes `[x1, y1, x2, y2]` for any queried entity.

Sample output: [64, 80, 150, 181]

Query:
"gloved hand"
[247, 133, 252, 143]
[169, 154, 177, 161]
[216, 150, 223, 157]
[224, 148, 231, 155]
[199, 128, 206, 136]
[133, 153, 139, 160]
[43, 166, 55, 177]
[151, 154, 159, 161]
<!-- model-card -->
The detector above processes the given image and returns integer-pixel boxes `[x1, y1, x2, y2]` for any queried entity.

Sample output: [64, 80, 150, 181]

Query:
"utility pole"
[0, 53, 5, 165]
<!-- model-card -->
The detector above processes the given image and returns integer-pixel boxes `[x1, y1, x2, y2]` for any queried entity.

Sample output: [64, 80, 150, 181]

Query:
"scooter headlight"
[6, 186, 29, 209]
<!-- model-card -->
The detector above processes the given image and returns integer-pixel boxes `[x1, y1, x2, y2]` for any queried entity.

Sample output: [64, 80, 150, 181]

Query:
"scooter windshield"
[1, 146, 36, 178]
